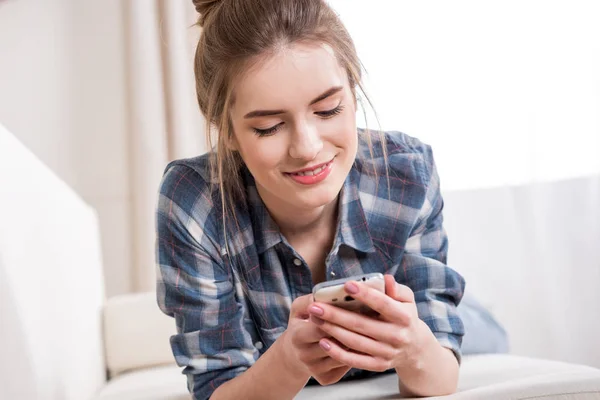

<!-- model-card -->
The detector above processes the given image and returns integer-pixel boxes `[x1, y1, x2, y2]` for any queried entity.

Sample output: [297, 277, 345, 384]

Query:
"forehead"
[232, 42, 348, 111]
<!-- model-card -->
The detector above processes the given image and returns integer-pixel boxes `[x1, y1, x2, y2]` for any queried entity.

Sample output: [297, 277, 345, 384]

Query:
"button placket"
[325, 248, 338, 280]
[289, 254, 311, 294]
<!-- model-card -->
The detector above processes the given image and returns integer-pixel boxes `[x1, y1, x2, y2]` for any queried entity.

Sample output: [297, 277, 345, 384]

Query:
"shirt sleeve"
[400, 147, 466, 363]
[155, 165, 258, 400]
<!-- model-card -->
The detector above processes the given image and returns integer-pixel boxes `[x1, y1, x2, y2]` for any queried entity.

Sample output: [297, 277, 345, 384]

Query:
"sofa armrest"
[103, 292, 176, 377]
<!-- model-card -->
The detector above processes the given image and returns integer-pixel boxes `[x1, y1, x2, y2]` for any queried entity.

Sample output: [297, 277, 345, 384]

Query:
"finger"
[290, 293, 314, 319]
[307, 355, 347, 374]
[310, 303, 392, 341]
[320, 338, 391, 373]
[343, 280, 412, 324]
[296, 343, 331, 365]
[313, 365, 350, 386]
[311, 306, 415, 349]
[294, 319, 330, 344]
[317, 320, 392, 359]
[384, 274, 415, 303]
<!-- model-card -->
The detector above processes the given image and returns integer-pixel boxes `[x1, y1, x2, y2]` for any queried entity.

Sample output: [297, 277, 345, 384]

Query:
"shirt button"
[330, 271, 336, 277]
[255, 341, 264, 350]
[293, 258, 302, 266]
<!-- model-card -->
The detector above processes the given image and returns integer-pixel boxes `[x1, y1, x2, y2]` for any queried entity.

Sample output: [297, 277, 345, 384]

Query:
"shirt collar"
[333, 166, 376, 254]
[243, 169, 284, 254]
[243, 164, 375, 255]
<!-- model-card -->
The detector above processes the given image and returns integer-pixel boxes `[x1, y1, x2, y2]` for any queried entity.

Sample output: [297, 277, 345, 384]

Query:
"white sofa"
[2, 124, 600, 400]
[96, 292, 600, 400]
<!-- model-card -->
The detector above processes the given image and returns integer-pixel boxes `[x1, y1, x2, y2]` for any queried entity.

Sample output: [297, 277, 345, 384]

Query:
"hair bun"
[193, 0, 223, 27]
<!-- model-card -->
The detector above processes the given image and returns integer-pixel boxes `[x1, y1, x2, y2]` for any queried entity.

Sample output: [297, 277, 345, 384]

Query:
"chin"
[299, 196, 334, 210]
[293, 182, 341, 210]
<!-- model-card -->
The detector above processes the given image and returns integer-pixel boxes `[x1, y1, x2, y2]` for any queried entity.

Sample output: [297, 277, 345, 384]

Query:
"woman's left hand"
[308, 274, 436, 372]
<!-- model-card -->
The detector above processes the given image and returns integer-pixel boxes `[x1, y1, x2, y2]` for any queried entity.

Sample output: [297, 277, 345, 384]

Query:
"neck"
[263, 195, 339, 240]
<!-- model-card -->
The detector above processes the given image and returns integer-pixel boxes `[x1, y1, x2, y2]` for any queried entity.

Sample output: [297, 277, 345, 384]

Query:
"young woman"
[156, 1, 507, 399]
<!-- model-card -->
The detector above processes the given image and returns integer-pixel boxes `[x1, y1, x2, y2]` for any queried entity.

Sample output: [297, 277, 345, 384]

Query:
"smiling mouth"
[287, 158, 334, 176]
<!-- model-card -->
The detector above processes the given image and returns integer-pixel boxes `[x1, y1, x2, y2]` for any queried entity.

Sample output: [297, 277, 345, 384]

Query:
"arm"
[213, 291, 353, 399]
[396, 336, 459, 397]
[210, 331, 309, 400]
[394, 146, 464, 395]
[308, 275, 461, 397]
[156, 166, 262, 400]
[307, 147, 464, 396]
[156, 165, 348, 400]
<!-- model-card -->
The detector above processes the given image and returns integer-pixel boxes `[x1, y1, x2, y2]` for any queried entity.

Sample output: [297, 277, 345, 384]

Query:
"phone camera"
[344, 296, 354, 302]
[362, 277, 366, 281]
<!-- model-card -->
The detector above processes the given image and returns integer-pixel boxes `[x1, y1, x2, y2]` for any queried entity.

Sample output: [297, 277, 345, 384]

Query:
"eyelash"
[316, 104, 345, 118]
[253, 104, 345, 137]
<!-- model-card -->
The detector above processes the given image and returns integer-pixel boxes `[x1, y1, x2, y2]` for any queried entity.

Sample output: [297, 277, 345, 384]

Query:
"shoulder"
[356, 129, 435, 187]
[382, 130, 432, 158]
[156, 153, 222, 247]
[353, 130, 439, 258]
[159, 152, 213, 192]
[158, 153, 216, 210]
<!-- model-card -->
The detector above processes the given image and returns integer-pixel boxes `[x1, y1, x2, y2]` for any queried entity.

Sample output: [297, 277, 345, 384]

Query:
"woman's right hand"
[280, 294, 351, 386]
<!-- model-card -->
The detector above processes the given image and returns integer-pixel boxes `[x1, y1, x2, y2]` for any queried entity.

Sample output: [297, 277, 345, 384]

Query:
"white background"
[330, 0, 600, 191]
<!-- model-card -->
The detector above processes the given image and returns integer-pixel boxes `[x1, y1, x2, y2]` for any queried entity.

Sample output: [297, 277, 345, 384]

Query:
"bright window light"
[329, 0, 600, 190]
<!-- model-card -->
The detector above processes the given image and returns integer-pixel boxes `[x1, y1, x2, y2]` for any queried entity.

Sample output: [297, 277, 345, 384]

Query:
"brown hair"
[191, 0, 386, 240]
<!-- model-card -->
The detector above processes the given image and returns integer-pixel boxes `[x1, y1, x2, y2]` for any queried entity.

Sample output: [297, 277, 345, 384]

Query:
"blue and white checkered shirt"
[156, 130, 465, 400]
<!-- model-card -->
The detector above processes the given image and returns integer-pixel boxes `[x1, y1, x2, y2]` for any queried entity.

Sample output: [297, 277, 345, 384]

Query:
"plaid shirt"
[156, 130, 465, 400]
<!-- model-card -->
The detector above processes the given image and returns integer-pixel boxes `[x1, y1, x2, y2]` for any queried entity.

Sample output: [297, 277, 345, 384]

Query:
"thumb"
[290, 293, 313, 319]
[384, 274, 397, 297]
[384, 274, 415, 303]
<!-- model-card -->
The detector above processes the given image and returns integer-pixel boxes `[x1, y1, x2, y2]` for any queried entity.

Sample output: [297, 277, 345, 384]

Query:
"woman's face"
[229, 42, 358, 213]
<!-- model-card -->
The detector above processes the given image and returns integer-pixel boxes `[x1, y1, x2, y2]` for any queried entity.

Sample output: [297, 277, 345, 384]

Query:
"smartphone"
[312, 273, 385, 315]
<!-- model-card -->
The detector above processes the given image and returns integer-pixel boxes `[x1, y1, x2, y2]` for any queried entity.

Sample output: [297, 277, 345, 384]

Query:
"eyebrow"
[243, 86, 344, 119]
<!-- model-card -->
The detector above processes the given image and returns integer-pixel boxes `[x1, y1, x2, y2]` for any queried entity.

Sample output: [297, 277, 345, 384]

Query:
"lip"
[284, 158, 335, 186]
[287, 158, 335, 174]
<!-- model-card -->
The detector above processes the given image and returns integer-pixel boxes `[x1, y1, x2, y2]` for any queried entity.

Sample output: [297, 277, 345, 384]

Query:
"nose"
[288, 121, 323, 161]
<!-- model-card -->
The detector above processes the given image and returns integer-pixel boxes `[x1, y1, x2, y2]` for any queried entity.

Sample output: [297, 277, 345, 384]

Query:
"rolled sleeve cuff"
[433, 331, 463, 365]
[188, 365, 249, 400]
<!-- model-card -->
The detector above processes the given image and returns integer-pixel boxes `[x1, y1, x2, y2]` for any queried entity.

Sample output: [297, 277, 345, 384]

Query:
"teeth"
[292, 162, 329, 176]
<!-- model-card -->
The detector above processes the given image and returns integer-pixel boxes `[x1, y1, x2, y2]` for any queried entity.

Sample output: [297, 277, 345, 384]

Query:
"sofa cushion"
[298, 354, 600, 399]
[103, 292, 177, 377]
[96, 354, 600, 400]
[95, 365, 188, 400]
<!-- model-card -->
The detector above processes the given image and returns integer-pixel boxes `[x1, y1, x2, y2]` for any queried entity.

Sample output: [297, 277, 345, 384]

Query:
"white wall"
[443, 175, 600, 369]
[0, 0, 132, 296]
[330, 0, 600, 190]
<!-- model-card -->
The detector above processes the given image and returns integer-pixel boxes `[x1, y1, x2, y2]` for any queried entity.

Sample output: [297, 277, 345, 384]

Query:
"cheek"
[332, 113, 358, 146]
[240, 137, 287, 172]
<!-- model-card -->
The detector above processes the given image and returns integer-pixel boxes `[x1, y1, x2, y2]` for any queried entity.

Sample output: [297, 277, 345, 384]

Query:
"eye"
[253, 122, 283, 137]
[315, 104, 344, 118]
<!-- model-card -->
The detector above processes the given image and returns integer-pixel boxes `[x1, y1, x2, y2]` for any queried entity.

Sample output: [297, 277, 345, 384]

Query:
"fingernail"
[309, 305, 324, 316]
[345, 282, 359, 294]
[320, 340, 331, 351]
